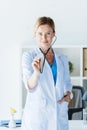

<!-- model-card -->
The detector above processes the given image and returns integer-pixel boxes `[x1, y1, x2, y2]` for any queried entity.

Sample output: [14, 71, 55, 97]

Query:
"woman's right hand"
[27, 57, 42, 89]
[32, 57, 42, 74]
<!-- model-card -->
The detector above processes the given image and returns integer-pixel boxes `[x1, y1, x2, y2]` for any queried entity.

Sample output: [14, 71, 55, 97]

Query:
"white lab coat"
[21, 48, 72, 130]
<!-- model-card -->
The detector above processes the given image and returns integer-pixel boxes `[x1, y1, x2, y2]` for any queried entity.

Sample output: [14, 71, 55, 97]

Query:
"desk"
[0, 121, 87, 130]
[0, 127, 21, 130]
[69, 120, 87, 130]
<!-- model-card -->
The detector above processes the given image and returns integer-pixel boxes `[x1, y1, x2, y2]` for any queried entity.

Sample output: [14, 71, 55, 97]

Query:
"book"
[0, 119, 21, 127]
[83, 48, 87, 77]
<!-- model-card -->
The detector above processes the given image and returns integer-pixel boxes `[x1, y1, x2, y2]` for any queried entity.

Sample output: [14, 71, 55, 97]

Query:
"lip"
[41, 41, 48, 44]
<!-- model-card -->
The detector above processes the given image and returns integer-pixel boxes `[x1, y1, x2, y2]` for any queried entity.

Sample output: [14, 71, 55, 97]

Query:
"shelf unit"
[52, 45, 87, 91]
[21, 44, 87, 108]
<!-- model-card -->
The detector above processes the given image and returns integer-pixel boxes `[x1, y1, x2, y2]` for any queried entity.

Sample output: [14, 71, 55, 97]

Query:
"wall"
[0, 0, 87, 119]
[0, 44, 21, 119]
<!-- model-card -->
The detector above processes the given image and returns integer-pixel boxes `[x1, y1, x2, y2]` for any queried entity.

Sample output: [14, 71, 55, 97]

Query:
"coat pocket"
[58, 101, 68, 120]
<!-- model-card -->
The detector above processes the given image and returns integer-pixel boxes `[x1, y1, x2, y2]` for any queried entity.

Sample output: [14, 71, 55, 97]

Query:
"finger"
[64, 96, 71, 102]
[33, 58, 40, 63]
[58, 98, 65, 103]
[58, 95, 70, 103]
[32, 61, 39, 68]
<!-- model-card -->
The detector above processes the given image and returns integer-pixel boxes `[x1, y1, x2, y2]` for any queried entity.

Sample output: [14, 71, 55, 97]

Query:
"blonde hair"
[34, 16, 55, 35]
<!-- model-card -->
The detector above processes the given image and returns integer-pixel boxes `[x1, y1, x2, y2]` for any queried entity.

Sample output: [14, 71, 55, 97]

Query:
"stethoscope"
[39, 35, 57, 73]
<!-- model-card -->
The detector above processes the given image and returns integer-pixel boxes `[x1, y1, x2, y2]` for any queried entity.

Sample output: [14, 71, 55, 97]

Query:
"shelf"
[83, 77, 87, 80]
[71, 77, 81, 80]
[71, 77, 82, 86]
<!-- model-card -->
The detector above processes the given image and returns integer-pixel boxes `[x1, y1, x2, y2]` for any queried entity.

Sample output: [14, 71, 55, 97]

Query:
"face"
[35, 24, 55, 50]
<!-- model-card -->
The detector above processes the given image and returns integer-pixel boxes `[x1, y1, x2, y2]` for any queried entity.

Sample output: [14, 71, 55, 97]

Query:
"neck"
[39, 47, 54, 64]
[40, 47, 52, 55]
[45, 49, 54, 64]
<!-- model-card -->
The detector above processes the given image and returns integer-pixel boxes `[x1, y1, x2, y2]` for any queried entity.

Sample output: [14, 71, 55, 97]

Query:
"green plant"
[68, 61, 74, 73]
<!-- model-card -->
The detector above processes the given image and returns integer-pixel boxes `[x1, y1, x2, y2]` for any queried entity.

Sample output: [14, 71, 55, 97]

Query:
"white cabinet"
[21, 45, 87, 108]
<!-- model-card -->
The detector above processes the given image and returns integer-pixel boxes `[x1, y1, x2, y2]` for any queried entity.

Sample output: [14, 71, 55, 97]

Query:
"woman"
[21, 16, 72, 130]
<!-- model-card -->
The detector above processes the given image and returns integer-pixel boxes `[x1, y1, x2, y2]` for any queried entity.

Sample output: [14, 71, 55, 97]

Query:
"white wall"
[0, 0, 87, 119]
[1, 0, 87, 45]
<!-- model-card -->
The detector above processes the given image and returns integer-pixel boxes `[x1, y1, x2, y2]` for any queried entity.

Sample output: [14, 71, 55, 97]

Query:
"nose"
[42, 34, 47, 40]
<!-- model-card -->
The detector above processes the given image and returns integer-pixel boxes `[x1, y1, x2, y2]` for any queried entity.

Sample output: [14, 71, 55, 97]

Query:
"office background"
[0, 0, 87, 119]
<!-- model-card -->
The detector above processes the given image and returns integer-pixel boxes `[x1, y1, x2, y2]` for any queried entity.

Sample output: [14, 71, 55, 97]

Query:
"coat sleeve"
[22, 51, 34, 90]
[60, 55, 72, 93]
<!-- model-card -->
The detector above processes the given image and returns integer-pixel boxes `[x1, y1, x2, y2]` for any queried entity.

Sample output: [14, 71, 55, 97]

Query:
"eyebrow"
[38, 30, 53, 33]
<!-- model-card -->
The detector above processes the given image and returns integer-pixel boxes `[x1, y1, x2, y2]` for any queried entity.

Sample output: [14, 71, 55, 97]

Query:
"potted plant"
[69, 61, 74, 73]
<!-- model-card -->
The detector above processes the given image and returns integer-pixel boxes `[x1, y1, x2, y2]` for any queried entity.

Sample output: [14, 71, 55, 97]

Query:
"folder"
[0, 119, 21, 127]
[83, 48, 87, 77]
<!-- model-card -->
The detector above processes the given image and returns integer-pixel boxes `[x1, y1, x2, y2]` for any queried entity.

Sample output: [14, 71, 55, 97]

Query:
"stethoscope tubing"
[39, 36, 57, 73]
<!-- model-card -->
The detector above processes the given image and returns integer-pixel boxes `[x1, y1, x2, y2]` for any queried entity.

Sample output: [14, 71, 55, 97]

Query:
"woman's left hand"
[58, 91, 71, 103]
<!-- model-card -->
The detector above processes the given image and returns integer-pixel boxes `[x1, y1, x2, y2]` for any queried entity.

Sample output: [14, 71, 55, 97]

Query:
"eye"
[38, 32, 42, 36]
[47, 32, 51, 35]
[46, 32, 52, 37]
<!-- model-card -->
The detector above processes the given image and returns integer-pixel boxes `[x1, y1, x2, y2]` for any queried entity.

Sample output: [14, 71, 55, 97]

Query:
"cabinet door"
[83, 48, 87, 77]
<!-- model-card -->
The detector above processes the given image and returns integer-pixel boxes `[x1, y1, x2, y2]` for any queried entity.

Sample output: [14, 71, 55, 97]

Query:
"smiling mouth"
[42, 41, 48, 44]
